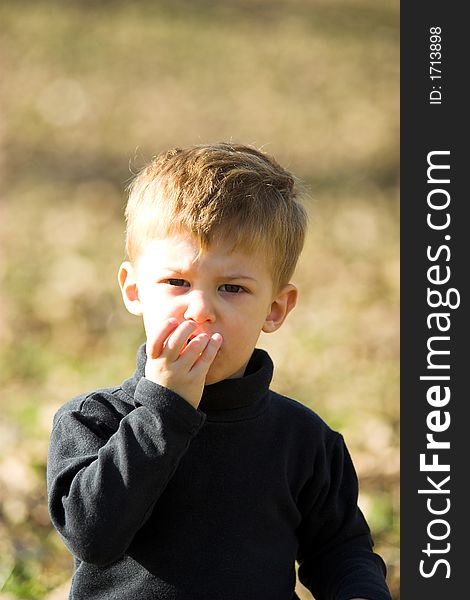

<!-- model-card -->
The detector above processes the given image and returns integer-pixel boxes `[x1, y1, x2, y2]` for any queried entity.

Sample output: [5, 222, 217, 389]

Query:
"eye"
[219, 284, 245, 294]
[167, 278, 190, 287]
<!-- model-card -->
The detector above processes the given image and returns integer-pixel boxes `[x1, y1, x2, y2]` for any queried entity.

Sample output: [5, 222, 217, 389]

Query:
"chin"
[204, 359, 247, 385]
[204, 364, 227, 385]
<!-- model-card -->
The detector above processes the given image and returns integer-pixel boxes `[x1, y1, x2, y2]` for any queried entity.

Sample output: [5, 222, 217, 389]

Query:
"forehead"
[136, 233, 273, 280]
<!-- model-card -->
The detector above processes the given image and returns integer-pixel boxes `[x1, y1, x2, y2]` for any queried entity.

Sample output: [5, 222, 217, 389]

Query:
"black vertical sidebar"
[401, 3, 467, 598]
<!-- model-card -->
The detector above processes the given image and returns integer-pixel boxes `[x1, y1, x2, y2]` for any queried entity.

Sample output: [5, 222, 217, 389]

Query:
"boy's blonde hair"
[125, 142, 308, 289]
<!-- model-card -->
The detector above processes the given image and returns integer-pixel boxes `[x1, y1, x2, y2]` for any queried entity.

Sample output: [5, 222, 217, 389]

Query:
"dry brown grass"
[0, 1, 398, 597]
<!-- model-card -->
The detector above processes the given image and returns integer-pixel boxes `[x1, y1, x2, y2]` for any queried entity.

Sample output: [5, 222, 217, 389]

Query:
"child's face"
[119, 232, 297, 384]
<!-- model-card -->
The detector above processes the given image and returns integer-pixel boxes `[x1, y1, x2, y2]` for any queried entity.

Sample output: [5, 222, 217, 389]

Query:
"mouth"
[184, 333, 199, 349]
[184, 332, 216, 350]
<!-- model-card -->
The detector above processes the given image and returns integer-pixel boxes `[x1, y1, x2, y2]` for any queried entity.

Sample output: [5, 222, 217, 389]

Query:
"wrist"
[143, 374, 202, 409]
[135, 378, 205, 426]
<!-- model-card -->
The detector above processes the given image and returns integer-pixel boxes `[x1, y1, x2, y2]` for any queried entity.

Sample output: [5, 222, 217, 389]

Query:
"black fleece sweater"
[47, 346, 391, 600]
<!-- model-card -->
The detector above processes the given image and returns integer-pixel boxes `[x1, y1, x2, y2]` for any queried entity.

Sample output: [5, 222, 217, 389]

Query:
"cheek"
[141, 290, 184, 318]
[141, 312, 158, 339]
[140, 302, 173, 335]
[224, 314, 265, 345]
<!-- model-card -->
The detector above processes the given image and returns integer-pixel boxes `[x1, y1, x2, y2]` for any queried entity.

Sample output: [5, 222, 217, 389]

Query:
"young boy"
[47, 143, 392, 600]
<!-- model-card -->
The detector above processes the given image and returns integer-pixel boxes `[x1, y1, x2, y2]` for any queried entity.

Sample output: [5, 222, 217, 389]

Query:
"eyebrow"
[223, 274, 258, 282]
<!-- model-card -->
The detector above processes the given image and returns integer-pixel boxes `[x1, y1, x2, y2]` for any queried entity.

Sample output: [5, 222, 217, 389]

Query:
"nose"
[183, 291, 216, 324]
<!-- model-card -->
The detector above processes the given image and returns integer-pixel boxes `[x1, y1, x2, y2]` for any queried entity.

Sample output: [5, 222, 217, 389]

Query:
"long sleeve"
[47, 348, 392, 600]
[296, 433, 392, 600]
[47, 378, 205, 566]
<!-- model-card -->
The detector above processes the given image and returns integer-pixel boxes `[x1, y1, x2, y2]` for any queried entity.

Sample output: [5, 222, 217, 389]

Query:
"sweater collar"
[123, 344, 273, 415]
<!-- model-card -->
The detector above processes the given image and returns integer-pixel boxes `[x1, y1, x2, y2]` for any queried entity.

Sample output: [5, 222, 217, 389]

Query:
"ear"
[118, 261, 143, 316]
[262, 284, 298, 333]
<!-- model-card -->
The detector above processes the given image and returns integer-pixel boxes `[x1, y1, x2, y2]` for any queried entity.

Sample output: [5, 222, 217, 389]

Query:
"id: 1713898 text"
[429, 26, 442, 105]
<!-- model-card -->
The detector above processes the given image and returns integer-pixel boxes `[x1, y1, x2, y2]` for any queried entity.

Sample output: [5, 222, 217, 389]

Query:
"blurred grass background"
[0, 0, 399, 598]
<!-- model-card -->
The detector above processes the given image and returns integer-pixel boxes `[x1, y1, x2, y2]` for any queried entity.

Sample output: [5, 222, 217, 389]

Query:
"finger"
[178, 333, 211, 366]
[146, 318, 179, 359]
[162, 320, 198, 360]
[190, 333, 223, 374]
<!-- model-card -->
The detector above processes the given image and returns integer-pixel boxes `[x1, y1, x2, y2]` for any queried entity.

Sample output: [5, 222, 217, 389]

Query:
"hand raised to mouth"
[145, 318, 223, 409]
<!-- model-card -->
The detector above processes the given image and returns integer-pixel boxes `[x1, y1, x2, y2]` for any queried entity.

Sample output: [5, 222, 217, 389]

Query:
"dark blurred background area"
[0, 1, 399, 598]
